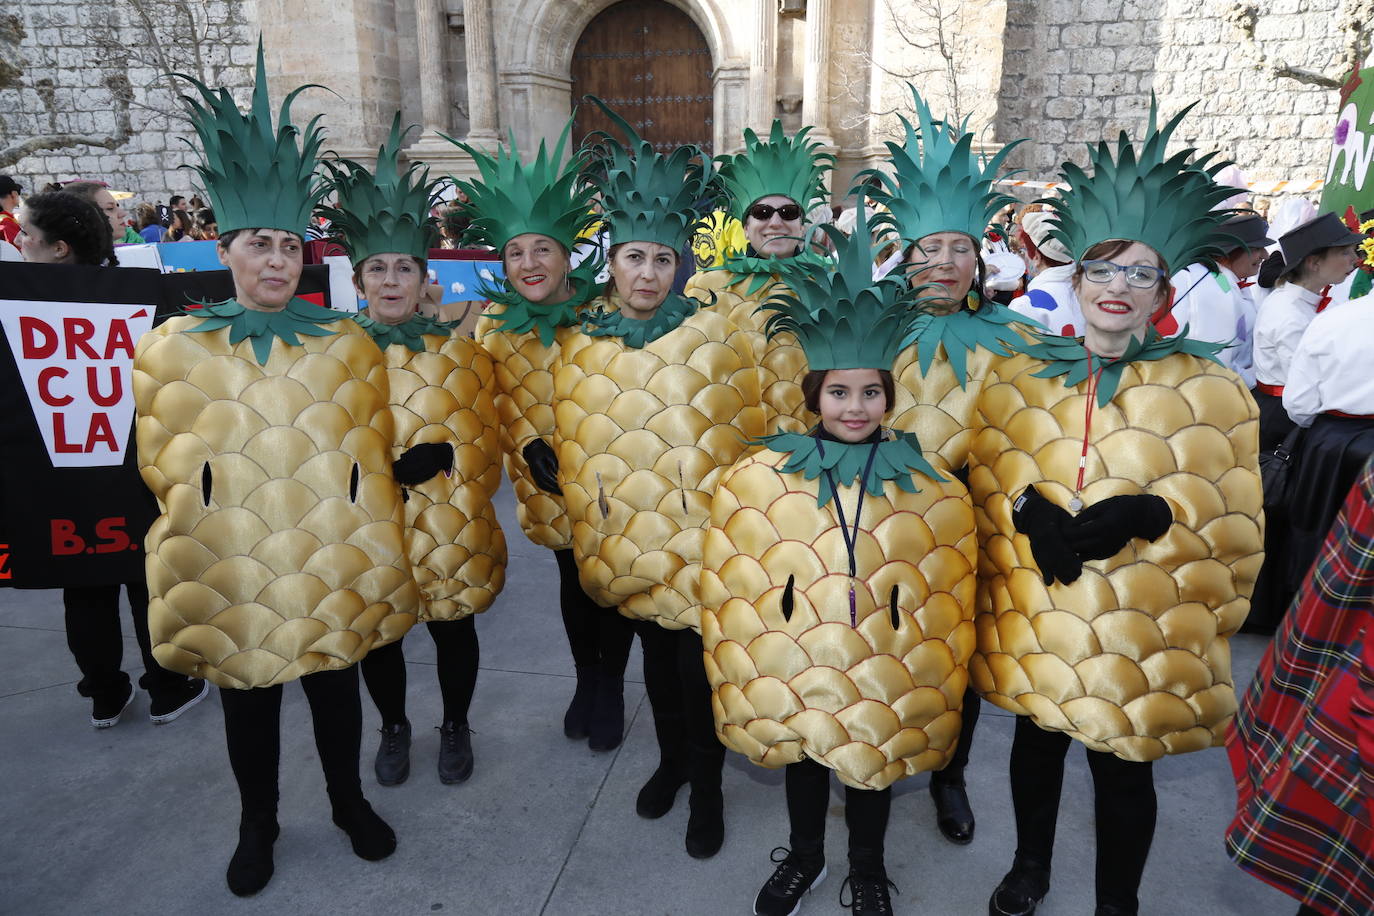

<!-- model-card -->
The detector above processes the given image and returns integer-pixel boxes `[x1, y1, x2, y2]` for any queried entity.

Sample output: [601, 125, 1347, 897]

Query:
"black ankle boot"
[587, 675, 625, 751]
[636, 763, 688, 818]
[226, 813, 279, 897]
[988, 857, 1051, 916]
[330, 797, 396, 861]
[564, 666, 597, 739]
[685, 784, 724, 859]
[930, 769, 975, 844]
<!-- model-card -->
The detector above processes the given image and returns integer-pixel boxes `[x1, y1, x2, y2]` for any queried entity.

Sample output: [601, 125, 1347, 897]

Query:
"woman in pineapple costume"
[451, 121, 637, 751]
[134, 49, 423, 896]
[684, 121, 834, 432]
[700, 209, 977, 916]
[864, 86, 1041, 846]
[554, 102, 765, 858]
[969, 103, 1263, 916]
[322, 118, 507, 786]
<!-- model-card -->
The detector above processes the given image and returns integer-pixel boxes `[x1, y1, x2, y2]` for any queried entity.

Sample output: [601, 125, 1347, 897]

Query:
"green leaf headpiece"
[866, 85, 1022, 245]
[761, 204, 941, 372]
[173, 39, 328, 237]
[321, 113, 441, 265]
[447, 117, 599, 255]
[715, 120, 833, 221]
[1043, 98, 1240, 271]
[581, 96, 711, 252]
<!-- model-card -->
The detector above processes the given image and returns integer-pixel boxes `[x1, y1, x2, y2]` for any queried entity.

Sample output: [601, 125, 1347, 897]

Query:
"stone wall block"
[1099, 21, 1142, 47]
[1060, 74, 1092, 96]
[1045, 96, 1083, 119]
[1061, 23, 1098, 48]
[1072, 48, 1117, 75]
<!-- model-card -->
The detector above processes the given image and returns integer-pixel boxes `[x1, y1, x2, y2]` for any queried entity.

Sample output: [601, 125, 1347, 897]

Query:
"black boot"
[330, 796, 396, 861]
[636, 763, 688, 818]
[437, 720, 474, 784]
[563, 666, 597, 739]
[226, 812, 279, 897]
[587, 674, 625, 751]
[373, 721, 411, 787]
[930, 768, 975, 844]
[684, 748, 725, 859]
[989, 857, 1051, 916]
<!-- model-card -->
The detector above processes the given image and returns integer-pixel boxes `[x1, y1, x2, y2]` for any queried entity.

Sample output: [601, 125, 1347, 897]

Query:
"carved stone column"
[750, 0, 778, 132]
[414, 0, 448, 134]
[801, 0, 836, 150]
[462, 0, 500, 148]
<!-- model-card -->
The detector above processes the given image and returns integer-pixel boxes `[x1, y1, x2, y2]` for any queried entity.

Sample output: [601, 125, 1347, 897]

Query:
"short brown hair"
[801, 368, 895, 414]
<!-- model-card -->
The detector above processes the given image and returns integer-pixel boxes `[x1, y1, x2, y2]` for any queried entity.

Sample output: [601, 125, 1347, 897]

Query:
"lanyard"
[816, 435, 881, 626]
[1070, 353, 1104, 513]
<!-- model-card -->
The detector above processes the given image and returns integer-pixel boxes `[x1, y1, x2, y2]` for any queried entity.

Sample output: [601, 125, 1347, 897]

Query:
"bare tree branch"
[1227, 0, 1372, 89]
[0, 132, 131, 169]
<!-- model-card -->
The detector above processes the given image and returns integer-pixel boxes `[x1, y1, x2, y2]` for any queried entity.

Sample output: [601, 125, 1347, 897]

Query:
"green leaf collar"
[759, 428, 946, 508]
[478, 256, 603, 346]
[902, 297, 1042, 385]
[1024, 325, 1225, 406]
[183, 297, 347, 365]
[581, 292, 698, 349]
[352, 310, 455, 352]
[714, 248, 834, 297]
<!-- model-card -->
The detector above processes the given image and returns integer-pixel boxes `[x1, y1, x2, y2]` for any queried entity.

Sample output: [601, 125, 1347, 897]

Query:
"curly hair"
[21, 191, 119, 266]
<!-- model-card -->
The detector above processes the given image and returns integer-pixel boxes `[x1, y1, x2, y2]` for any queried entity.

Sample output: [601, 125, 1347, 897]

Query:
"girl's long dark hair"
[22, 191, 119, 266]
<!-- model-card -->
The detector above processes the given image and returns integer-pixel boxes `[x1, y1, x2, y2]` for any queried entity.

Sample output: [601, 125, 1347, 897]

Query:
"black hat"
[1279, 212, 1364, 273]
[0, 175, 21, 197]
[1220, 212, 1273, 250]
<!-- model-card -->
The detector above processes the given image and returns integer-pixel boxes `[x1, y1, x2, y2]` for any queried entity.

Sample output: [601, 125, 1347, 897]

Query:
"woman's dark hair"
[1071, 239, 1169, 304]
[166, 209, 194, 241]
[21, 191, 118, 266]
[1281, 245, 1342, 285]
[801, 368, 895, 415]
[61, 180, 109, 203]
[133, 202, 159, 231]
[216, 227, 305, 251]
[193, 207, 217, 239]
[441, 208, 471, 247]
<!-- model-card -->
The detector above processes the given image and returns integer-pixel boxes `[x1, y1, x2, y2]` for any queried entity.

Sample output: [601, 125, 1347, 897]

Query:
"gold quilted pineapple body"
[382, 332, 506, 622]
[476, 308, 574, 550]
[685, 269, 809, 433]
[134, 317, 418, 689]
[968, 351, 1264, 761]
[554, 305, 765, 630]
[700, 447, 977, 789]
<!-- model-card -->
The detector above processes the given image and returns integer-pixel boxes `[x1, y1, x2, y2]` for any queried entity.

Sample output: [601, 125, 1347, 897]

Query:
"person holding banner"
[19, 189, 208, 728]
[133, 47, 425, 896]
[323, 116, 507, 787]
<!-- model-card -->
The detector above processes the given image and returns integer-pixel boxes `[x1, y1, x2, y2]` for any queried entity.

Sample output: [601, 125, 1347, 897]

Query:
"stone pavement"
[0, 486, 1295, 915]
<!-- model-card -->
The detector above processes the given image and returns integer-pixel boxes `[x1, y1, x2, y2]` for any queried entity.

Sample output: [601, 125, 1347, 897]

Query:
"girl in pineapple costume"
[554, 101, 765, 858]
[684, 121, 834, 431]
[322, 117, 507, 786]
[451, 122, 636, 752]
[970, 103, 1263, 916]
[700, 209, 977, 916]
[864, 86, 1041, 846]
[133, 48, 423, 896]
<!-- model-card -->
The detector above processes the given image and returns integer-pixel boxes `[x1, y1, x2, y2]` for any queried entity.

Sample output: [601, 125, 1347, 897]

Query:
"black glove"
[1064, 494, 1172, 561]
[1012, 486, 1082, 586]
[393, 442, 454, 487]
[522, 438, 561, 494]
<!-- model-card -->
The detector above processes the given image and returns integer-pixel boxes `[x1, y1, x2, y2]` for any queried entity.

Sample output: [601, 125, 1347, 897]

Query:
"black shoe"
[988, 858, 1051, 916]
[1094, 906, 1134, 916]
[226, 814, 279, 897]
[90, 683, 135, 729]
[587, 676, 625, 752]
[685, 786, 724, 859]
[754, 846, 826, 916]
[330, 798, 396, 861]
[564, 666, 597, 739]
[636, 764, 688, 819]
[374, 721, 411, 787]
[149, 679, 209, 724]
[840, 866, 898, 916]
[437, 721, 474, 784]
[930, 772, 975, 844]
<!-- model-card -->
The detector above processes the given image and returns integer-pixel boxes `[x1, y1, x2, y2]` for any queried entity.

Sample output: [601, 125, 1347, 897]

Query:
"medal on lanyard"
[817, 436, 881, 627]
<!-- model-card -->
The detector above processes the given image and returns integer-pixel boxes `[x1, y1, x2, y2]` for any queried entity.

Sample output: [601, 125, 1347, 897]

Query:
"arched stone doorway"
[569, 0, 715, 154]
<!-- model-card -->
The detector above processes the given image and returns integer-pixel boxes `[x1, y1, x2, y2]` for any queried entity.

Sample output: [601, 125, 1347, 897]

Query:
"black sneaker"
[374, 721, 412, 786]
[988, 858, 1051, 916]
[91, 684, 135, 729]
[754, 846, 826, 916]
[150, 679, 209, 725]
[840, 867, 898, 916]
[437, 721, 473, 784]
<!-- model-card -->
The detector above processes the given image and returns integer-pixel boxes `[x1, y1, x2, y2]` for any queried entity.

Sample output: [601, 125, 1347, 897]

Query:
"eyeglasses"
[1080, 259, 1164, 288]
[747, 202, 803, 222]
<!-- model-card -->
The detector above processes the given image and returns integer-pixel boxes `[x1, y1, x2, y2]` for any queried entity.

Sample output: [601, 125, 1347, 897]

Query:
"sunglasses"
[747, 202, 803, 222]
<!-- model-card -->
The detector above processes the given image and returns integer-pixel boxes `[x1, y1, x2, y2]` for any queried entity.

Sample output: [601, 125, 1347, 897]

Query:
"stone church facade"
[0, 0, 1354, 206]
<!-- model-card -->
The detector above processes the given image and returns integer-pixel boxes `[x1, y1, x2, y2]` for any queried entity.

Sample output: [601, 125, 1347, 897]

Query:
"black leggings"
[946, 686, 981, 773]
[556, 549, 635, 676]
[637, 622, 723, 782]
[360, 618, 478, 727]
[786, 757, 891, 868]
[63, 581, 186, 701]
[1009, 715, 1156, 913]
[219, 666, 364, 818]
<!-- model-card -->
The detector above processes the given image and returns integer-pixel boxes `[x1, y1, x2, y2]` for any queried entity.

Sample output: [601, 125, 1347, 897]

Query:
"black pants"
[637, 621, 723, 787]
[556, 548, 635, 678]
[360, 618, 479, 727]
[945, 686, 981, 774]
[786, 757, 891, 870]
[63, 581, 187, 702]
[1009, 716, 1156, 913]
[219, 666, 364, 819]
